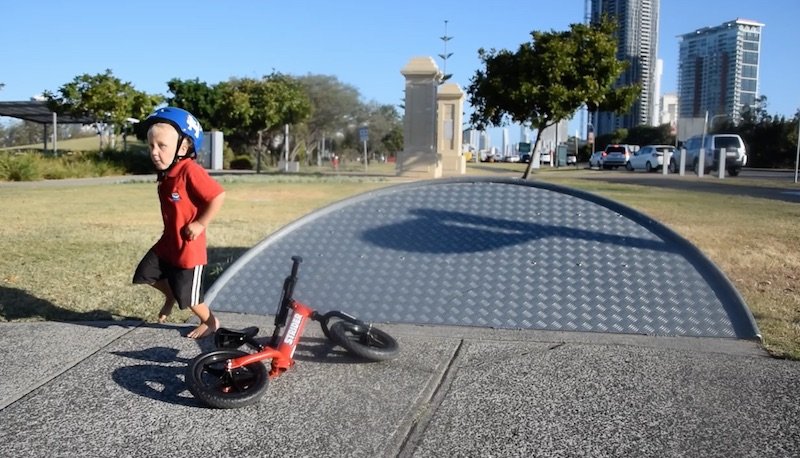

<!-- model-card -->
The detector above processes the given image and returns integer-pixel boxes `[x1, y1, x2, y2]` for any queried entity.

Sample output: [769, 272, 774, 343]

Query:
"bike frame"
[222, 256, 313, 378]
[219, 255, 379, 379]
[224, 298, 314, 378]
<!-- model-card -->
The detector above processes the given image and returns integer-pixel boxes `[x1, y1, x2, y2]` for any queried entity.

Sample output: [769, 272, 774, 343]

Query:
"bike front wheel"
[329, 321, 399, 361]
[185, 349, 268, 409]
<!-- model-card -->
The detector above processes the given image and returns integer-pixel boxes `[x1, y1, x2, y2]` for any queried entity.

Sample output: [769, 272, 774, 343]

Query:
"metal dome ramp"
[206, 177, 759, 339]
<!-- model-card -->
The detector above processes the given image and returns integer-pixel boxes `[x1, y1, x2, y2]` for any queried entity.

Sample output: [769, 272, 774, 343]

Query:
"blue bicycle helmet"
[142, 106, 204, 154]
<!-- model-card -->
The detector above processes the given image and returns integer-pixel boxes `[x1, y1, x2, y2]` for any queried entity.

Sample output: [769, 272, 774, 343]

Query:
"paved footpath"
[1, 313, 798, 457]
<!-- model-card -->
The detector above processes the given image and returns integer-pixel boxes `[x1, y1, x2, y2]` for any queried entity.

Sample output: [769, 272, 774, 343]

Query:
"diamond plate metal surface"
[206, 177, 759, 339]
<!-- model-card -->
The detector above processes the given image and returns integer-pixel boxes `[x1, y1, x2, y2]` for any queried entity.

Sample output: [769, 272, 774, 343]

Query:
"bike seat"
[216, 326, 259, 338]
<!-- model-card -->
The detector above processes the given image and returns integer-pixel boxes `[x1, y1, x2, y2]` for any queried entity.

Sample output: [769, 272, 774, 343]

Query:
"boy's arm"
[185, 192, 226, 240]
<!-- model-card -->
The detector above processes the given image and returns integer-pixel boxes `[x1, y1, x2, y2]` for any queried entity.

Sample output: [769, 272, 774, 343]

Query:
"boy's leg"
[186, 302, 220, 339]
[133, 249, 174, 323]
[169, 264, 220, 339]
[152, 279, 176, 323]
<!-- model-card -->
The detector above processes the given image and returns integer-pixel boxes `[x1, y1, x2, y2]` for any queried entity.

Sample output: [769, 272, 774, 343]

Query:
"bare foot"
[158, 303, 174, 324]
[187, 316, 220, 339]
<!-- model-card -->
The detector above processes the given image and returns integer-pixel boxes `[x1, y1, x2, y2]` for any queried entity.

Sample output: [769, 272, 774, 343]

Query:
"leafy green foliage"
[467, 18, 639, 178]
[0, 151, 131, 181]
[733, 96, 798, 167]
[43, 69, 162, 134]
[165, 73, 312, 155]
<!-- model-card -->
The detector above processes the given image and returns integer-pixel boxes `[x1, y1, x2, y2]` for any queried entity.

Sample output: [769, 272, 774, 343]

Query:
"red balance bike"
[185, 256, 399, 409]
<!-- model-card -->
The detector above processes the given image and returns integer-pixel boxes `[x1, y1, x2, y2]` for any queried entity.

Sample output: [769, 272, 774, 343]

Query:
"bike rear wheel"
[329, 321, 399, 361]
[185, 349, 268, 409]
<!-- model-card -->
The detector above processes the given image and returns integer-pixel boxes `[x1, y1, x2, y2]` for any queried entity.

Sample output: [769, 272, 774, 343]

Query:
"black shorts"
[132, 249, 205, 310]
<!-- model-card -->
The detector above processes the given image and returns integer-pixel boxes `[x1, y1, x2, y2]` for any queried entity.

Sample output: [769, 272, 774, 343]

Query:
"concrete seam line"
[394, 339, 466, 458]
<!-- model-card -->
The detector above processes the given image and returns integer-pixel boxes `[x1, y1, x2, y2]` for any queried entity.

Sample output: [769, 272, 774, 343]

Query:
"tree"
[44, 69, 162, 149]
[736, 96, 795, 167]
[166, 78, 221, 131]
[295, 74, 363, 162]
[467, 18, 639, 179]
[214, 73, 311, 157]
[624, 124, 674, 147]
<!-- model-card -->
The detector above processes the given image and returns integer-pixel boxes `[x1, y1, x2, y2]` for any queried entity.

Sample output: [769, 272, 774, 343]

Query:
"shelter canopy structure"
[0, 100, 95, 153]
[0, 100, 94, 124]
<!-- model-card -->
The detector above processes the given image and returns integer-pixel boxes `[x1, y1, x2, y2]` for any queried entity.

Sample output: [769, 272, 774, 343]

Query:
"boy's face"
[147, 123, 188, 171]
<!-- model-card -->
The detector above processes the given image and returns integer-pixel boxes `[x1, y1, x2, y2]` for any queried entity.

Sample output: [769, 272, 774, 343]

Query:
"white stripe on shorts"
[191, 265, 204, 306]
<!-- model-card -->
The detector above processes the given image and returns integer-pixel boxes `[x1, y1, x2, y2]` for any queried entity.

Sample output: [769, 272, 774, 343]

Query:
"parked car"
[626, 145, 675, 172]
[540, 150, 552, 165]
[520, 153, 531, 163]
[566, 152, 577, 165]
[503, 154, 520, 163]
[601, 144, 637, 169]
[671, 134, 747, 176]
[589, 150, 604, 168]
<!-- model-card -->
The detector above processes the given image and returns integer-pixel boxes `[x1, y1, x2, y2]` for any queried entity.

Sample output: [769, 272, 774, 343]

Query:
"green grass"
[1, 166, 798, 360]
[0, 134, 126, 153]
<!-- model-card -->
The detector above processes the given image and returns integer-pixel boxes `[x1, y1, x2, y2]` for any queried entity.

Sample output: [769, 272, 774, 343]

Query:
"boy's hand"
[183, 221, 206, 241]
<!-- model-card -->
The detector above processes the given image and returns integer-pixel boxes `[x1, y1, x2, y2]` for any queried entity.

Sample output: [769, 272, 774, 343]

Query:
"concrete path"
[1, 315, 798, 457]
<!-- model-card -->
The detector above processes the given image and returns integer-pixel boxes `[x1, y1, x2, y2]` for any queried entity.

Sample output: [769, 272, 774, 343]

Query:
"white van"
[674, 134, 747, 176]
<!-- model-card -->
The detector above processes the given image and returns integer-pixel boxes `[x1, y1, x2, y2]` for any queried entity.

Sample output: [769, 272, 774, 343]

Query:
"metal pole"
[363, 140, 368, 173]
[698, 111, 708, 177]
[284, 124, 289, 172]
[794, 117, 800, 183]
[319, 133, 324, 168]
[53, 112, 58, 156]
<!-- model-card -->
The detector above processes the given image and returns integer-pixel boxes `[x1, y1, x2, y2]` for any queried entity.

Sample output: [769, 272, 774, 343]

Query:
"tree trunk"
[522, 129, 545, 180]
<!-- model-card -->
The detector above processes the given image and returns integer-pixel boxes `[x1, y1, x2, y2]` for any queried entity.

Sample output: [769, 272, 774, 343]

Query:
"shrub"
[0, 153, 41, 181]
[223, 143, 236, 169]
[229, 155, 253, 170]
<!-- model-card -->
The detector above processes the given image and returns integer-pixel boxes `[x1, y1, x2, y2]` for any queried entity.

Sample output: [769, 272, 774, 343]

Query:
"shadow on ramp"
[205, 177, 759, 340]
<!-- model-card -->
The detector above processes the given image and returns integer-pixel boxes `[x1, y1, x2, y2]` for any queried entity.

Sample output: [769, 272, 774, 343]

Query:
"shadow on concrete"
[111, 346, 200, 407]
[109, 336, 379, 406]
[0, 285, 139, 323]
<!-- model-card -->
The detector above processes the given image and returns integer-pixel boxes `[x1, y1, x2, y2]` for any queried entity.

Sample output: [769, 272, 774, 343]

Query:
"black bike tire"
[185, 349, 269, 409]
[329, 320, 399, 361]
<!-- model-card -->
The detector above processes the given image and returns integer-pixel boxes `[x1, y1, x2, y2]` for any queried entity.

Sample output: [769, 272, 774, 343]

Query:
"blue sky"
[2, 0, 798, 145]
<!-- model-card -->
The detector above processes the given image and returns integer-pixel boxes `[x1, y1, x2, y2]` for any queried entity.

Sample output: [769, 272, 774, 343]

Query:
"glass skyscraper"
[590, 0, 660, 136]
[677, 19, 764, 125]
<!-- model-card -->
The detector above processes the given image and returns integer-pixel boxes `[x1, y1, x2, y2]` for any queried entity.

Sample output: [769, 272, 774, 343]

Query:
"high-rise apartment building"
[589, 0, 660, 136]
[677, 18, 764, 125]
[659, 92, 678, 126]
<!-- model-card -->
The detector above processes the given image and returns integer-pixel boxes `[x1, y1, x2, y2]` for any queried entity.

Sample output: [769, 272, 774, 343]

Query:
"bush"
[0, 153, 41, 181]
[0, 151, 131, 181]
[92, 148, 152, 175]
[223, 143, 236, 169]
[229, 155, 253, 170]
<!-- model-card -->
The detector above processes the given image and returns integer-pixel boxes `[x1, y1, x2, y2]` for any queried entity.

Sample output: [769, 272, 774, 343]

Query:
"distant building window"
[742, 65, 758, 78]
[743, 51, 759, 65]
[740, 93, 756, 106]
[743, 41, 759, 51]
[741, 79, 757, 92]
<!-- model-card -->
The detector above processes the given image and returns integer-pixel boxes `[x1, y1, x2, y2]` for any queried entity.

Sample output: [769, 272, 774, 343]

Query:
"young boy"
[133, 106, 225, 339]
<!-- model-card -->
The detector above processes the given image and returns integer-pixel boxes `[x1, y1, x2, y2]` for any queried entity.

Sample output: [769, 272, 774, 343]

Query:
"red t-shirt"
[154, 159, 224, 268]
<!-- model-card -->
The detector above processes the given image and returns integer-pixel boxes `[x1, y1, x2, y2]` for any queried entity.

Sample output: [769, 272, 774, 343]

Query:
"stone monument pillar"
[398, 57, 442, 178]
[437, 83, 466, 175]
